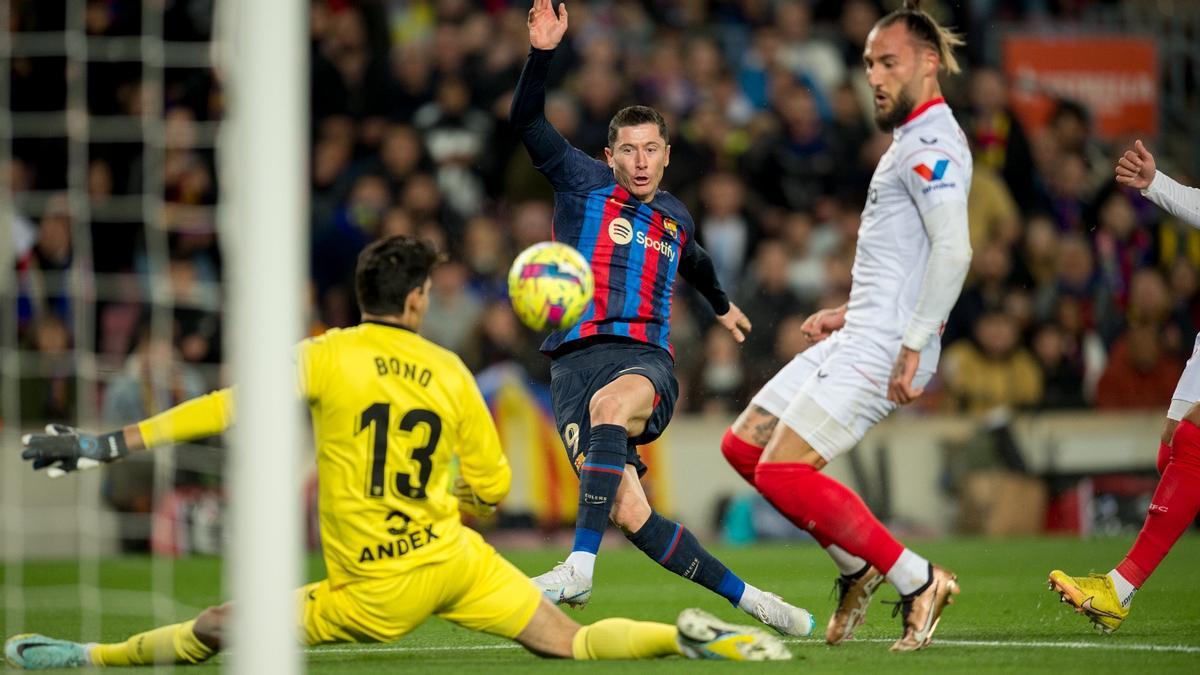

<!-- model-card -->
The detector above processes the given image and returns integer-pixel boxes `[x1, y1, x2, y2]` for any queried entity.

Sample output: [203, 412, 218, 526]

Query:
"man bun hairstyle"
[878, 0, 965, 76]
[355, 235, 443, 316]
[608, 105, 669, 147]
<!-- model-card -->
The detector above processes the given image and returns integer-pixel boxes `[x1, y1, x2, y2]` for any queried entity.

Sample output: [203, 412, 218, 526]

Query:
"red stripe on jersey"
[903, 96, 945, 125]
[630, 209, 665, 343]
[580, 186, 627, 338]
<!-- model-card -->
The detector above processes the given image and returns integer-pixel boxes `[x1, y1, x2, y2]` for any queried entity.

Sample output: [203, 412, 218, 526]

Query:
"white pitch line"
[305, 638, 1200, 656]
[851, 638, 1200, 654]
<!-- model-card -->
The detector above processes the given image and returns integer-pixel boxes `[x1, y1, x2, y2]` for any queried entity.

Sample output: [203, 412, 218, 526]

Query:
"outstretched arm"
[1119, 140, 1200, 228]
[22, 389, 236, 476]
[510, 0, 570, 167]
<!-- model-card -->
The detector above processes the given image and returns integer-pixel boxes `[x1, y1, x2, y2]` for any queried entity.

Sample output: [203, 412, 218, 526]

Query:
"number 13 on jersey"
[357, 402, 442, 500]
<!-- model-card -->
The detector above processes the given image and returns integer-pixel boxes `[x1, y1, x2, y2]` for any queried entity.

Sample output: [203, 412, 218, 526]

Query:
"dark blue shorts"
[549, 339, 678, 478]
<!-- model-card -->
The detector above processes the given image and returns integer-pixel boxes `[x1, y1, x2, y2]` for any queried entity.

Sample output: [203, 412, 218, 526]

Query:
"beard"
[874, 88, 917, 132]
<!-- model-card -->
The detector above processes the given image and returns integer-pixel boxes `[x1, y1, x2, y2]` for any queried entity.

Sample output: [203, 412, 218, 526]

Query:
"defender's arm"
[1143, 171, 1200, 229]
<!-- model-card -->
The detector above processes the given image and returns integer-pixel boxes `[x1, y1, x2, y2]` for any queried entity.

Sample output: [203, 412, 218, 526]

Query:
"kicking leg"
[1051, 406, 1200, 633]
[610, 464, 813, 637]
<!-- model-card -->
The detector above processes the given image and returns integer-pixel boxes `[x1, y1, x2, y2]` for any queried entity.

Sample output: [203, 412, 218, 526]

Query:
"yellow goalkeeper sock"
[91, 619, 215, 666]
[570, 618, 682, 660]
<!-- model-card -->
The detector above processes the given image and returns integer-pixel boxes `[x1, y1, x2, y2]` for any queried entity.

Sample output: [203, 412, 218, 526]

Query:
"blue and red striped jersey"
[535, 145, 696, 357]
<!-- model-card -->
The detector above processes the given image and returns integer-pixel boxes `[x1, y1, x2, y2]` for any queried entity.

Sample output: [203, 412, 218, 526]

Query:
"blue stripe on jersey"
[653, 231, 682, 352]
[563, 187, 607, 344]
[616, 207, 650, 339]
[604, 220, 631, 338]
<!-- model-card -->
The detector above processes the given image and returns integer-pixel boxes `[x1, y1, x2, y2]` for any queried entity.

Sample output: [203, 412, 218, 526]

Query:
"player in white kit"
[718, 0, 970, 652]
[1048, 140, 1200, 633]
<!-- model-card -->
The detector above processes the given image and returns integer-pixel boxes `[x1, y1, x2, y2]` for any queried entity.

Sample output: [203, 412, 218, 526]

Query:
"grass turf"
[3, 536, 1199, 673]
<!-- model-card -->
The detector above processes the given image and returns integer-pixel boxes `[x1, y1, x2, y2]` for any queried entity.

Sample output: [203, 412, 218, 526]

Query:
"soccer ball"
[507, 242, 594, 331]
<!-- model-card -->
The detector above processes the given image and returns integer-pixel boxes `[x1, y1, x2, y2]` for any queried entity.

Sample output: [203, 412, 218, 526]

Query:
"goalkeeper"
[6, 236, 789, 669]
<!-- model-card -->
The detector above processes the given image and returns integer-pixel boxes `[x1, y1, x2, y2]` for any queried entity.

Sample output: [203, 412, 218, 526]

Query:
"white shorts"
[750, 330, 937, 462]
[1168, 333, 1200, 421]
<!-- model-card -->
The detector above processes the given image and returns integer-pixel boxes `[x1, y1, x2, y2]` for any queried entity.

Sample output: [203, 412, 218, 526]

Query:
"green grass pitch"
[4, 536, 1199, 673]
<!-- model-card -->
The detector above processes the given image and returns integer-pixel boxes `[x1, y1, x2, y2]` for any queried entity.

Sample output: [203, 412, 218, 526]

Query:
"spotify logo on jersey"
[608, 217, 633, 245]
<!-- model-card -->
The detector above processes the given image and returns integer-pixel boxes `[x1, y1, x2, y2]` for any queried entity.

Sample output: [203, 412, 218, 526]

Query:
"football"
[507, 241, 594, 331]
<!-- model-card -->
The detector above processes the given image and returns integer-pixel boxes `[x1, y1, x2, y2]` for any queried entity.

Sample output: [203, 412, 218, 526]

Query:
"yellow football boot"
[1048, 570, 1129, 633]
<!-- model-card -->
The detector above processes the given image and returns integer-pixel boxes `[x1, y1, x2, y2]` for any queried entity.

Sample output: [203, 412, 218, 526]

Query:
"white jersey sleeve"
[1143, 170, 1200, 229]
[897, 140, 972, 351]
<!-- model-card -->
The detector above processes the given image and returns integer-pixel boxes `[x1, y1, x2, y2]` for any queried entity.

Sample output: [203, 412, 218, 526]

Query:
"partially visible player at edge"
[1047, 140, 1200, 633]
[510, 0, 812, 638]
[5, 236, 790, 670]
[718, 0, 971, 652]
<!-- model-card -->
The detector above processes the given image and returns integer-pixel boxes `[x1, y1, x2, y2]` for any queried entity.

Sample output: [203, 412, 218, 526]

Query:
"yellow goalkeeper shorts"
[299, 528, 542, 645]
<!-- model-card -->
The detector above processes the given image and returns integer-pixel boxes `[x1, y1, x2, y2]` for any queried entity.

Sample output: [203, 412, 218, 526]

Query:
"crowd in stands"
[8, 0, 1200, 430]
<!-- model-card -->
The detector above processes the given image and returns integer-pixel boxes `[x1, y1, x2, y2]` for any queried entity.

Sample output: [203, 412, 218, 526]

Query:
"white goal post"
[216, 0, 307, 673]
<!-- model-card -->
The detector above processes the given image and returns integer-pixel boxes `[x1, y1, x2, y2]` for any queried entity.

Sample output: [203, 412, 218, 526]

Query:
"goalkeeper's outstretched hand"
[21, 424, 129, 478]
[453, 476, 497, 518]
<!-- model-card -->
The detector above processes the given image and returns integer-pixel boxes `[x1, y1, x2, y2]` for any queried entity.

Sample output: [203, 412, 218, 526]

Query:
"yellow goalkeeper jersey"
[296, 320, 510, 587]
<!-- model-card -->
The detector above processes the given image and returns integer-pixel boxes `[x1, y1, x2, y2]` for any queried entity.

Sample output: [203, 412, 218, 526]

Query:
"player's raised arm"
[678, 237, 751, 342]
[1120, 140, 1200, 228]
[21, 388, 236, 477]
[510, 0, 570, 169]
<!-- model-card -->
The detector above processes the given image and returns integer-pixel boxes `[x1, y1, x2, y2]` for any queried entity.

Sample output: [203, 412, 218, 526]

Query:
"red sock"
[721, 429, 763, 486]
[1116, 420, 1200, 588]
[754, 462, 904, 572]
[1157, 440, 1172, 476]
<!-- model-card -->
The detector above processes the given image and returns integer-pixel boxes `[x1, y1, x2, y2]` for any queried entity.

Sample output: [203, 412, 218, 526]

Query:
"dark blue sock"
[627, 511, 746, 605]
[571, 424, 628, 555]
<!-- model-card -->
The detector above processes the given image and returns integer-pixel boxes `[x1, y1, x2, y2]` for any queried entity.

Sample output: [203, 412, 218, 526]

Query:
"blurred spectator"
[780, 211, 829, 305]
[104, 317, 208, 425]
[312, 172, 390, 326]
[966, 150, 1021, 253]
[743, 85, 843, 213]
[776, 0, 845, 102]
[1030, 322, 1087, 409]
[461, 299, 548, 382]
[1033, 233, 1116, 344]
[414, 77, 493, 220]
[1095, 321, 1183, 410]
[461, 216, 511, 300]
[698, 171, 757, 297]
[20, 314, 76, 423]
[696, 326, 746, 415]
[1094, 188, 1154, 311]
[941, 312, 1043, 416]
[1045, 152, 1092, 232]
[1051, 295, 1109, 403]
[1049, 99, 1110, 193]
[421, 260, 484, 355]
[737, 241, 808, 382]
[965, 67, 1038, 213]
[944, 242, 1012, 347]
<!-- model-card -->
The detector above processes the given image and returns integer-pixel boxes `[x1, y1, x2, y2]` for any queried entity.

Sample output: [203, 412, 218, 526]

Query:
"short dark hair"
[607, 105, 669, 147]
[355, 236, 441, 316]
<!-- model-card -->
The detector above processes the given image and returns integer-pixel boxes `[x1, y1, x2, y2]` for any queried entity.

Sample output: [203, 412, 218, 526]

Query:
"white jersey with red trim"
[842, 99, 972, 352]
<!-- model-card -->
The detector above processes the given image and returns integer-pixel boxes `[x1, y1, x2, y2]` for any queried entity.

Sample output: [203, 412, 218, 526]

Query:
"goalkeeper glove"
[453, 477, 497, 518]
[21, 424, 130, 478]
